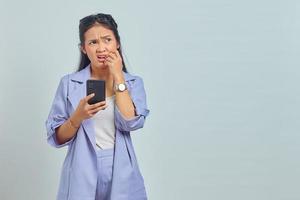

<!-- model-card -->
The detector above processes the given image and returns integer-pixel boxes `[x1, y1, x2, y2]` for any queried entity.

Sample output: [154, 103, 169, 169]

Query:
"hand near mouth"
[104, 50, 123, 80]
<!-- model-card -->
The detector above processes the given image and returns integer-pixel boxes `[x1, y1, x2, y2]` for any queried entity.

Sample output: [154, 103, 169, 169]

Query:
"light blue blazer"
[45, 65, 150, 200]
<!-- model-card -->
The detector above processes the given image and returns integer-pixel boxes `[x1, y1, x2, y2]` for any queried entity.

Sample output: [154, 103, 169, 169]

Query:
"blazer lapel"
[67, 66, 90, 110]
[67, 65, 97, 152]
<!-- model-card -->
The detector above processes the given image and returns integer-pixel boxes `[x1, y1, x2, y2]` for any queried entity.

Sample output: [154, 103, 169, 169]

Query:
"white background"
[0, 0, 299, 199]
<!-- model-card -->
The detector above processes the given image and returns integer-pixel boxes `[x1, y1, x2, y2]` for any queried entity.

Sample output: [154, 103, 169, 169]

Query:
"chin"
[93, 62, 108, 69]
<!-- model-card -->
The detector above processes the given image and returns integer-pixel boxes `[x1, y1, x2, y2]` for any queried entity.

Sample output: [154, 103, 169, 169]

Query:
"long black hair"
[77, 13, 128, 72]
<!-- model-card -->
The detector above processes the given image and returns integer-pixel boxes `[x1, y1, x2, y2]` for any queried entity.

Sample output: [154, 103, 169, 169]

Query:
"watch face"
[119, 84, 126, 91]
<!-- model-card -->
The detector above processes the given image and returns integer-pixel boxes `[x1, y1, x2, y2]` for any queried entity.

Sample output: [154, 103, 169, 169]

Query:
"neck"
[90, 65, 111, 81]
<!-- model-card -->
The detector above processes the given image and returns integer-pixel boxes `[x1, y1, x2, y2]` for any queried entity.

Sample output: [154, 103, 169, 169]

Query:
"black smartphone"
[86, 80, 105, 104]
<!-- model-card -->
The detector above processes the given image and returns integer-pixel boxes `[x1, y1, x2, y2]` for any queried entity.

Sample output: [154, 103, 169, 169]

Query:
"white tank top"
[91, 95, 116, 149]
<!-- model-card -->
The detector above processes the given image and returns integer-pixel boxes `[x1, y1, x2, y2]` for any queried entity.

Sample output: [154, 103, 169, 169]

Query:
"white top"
[91, 95, 116, 149]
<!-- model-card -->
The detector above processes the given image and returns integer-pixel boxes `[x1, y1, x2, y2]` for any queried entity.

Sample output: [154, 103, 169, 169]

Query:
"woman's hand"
[71, 93, 107, 126]
[105, 50, 123, 79]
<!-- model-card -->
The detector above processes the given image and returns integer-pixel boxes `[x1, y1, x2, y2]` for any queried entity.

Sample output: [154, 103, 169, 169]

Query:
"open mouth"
[97, 55, 106, 62]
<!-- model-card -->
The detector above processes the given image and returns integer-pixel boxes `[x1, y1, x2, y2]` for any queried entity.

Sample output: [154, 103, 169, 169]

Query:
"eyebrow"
[87, 35, 112, 41]
[100, 35, 112, 38]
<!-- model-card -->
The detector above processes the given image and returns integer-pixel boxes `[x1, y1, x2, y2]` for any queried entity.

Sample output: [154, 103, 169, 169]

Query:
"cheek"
[107, 42, 119, 51]
[85, 48, 95, 59]
[85, 52, 93, 60]
[105, 46, 114, 52]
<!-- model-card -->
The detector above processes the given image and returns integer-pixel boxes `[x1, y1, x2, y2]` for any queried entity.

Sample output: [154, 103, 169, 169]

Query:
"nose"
[96, 41, 106, 52]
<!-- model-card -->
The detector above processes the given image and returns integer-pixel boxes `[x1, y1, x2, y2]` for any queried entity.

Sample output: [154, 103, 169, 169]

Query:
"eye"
[105, 38, 112, 42]
[88, 40, 97, 45]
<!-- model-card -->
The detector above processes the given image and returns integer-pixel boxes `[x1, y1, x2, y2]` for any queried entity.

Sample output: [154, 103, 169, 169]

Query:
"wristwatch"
[114, 83, 127, 92]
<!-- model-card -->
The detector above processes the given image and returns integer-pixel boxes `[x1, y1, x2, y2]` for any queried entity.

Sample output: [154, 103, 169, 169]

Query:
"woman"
[45, 13, 150, 200]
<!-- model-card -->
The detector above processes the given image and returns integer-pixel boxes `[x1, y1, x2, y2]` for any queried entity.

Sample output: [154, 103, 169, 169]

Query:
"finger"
[88, 101, 106, 109]
[113, 50, 119, 57]
[85, 93, 95, 101]
[105, 57, 113, 63]
[108, 51, 118, 58]
[106, 53, 116, 60]
[115, 51, 121, 60]
[91, 105, 107, 113]
[89, 104, 108, 115]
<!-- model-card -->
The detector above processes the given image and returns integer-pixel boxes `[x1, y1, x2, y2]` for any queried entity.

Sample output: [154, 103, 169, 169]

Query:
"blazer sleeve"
[114, 76, 150, 132]
[45, 75, 74, 148]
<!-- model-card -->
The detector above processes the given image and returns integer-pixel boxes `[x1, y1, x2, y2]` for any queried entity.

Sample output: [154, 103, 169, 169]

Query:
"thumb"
[85, 93, 95, 101]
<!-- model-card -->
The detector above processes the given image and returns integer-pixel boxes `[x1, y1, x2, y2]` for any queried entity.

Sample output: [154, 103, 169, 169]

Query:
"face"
[81, 24, 120, 70]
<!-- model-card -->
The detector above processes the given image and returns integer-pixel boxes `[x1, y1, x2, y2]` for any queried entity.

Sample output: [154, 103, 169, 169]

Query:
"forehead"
[84, 24, 114, 39]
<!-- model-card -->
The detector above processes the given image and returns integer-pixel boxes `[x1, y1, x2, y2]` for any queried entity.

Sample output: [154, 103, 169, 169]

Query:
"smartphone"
[86, 80, 106, 104]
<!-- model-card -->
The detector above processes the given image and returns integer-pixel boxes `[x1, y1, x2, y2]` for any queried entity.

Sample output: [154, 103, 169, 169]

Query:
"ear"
[117, 43, 120, 50]
[80, 46, 87, 54]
